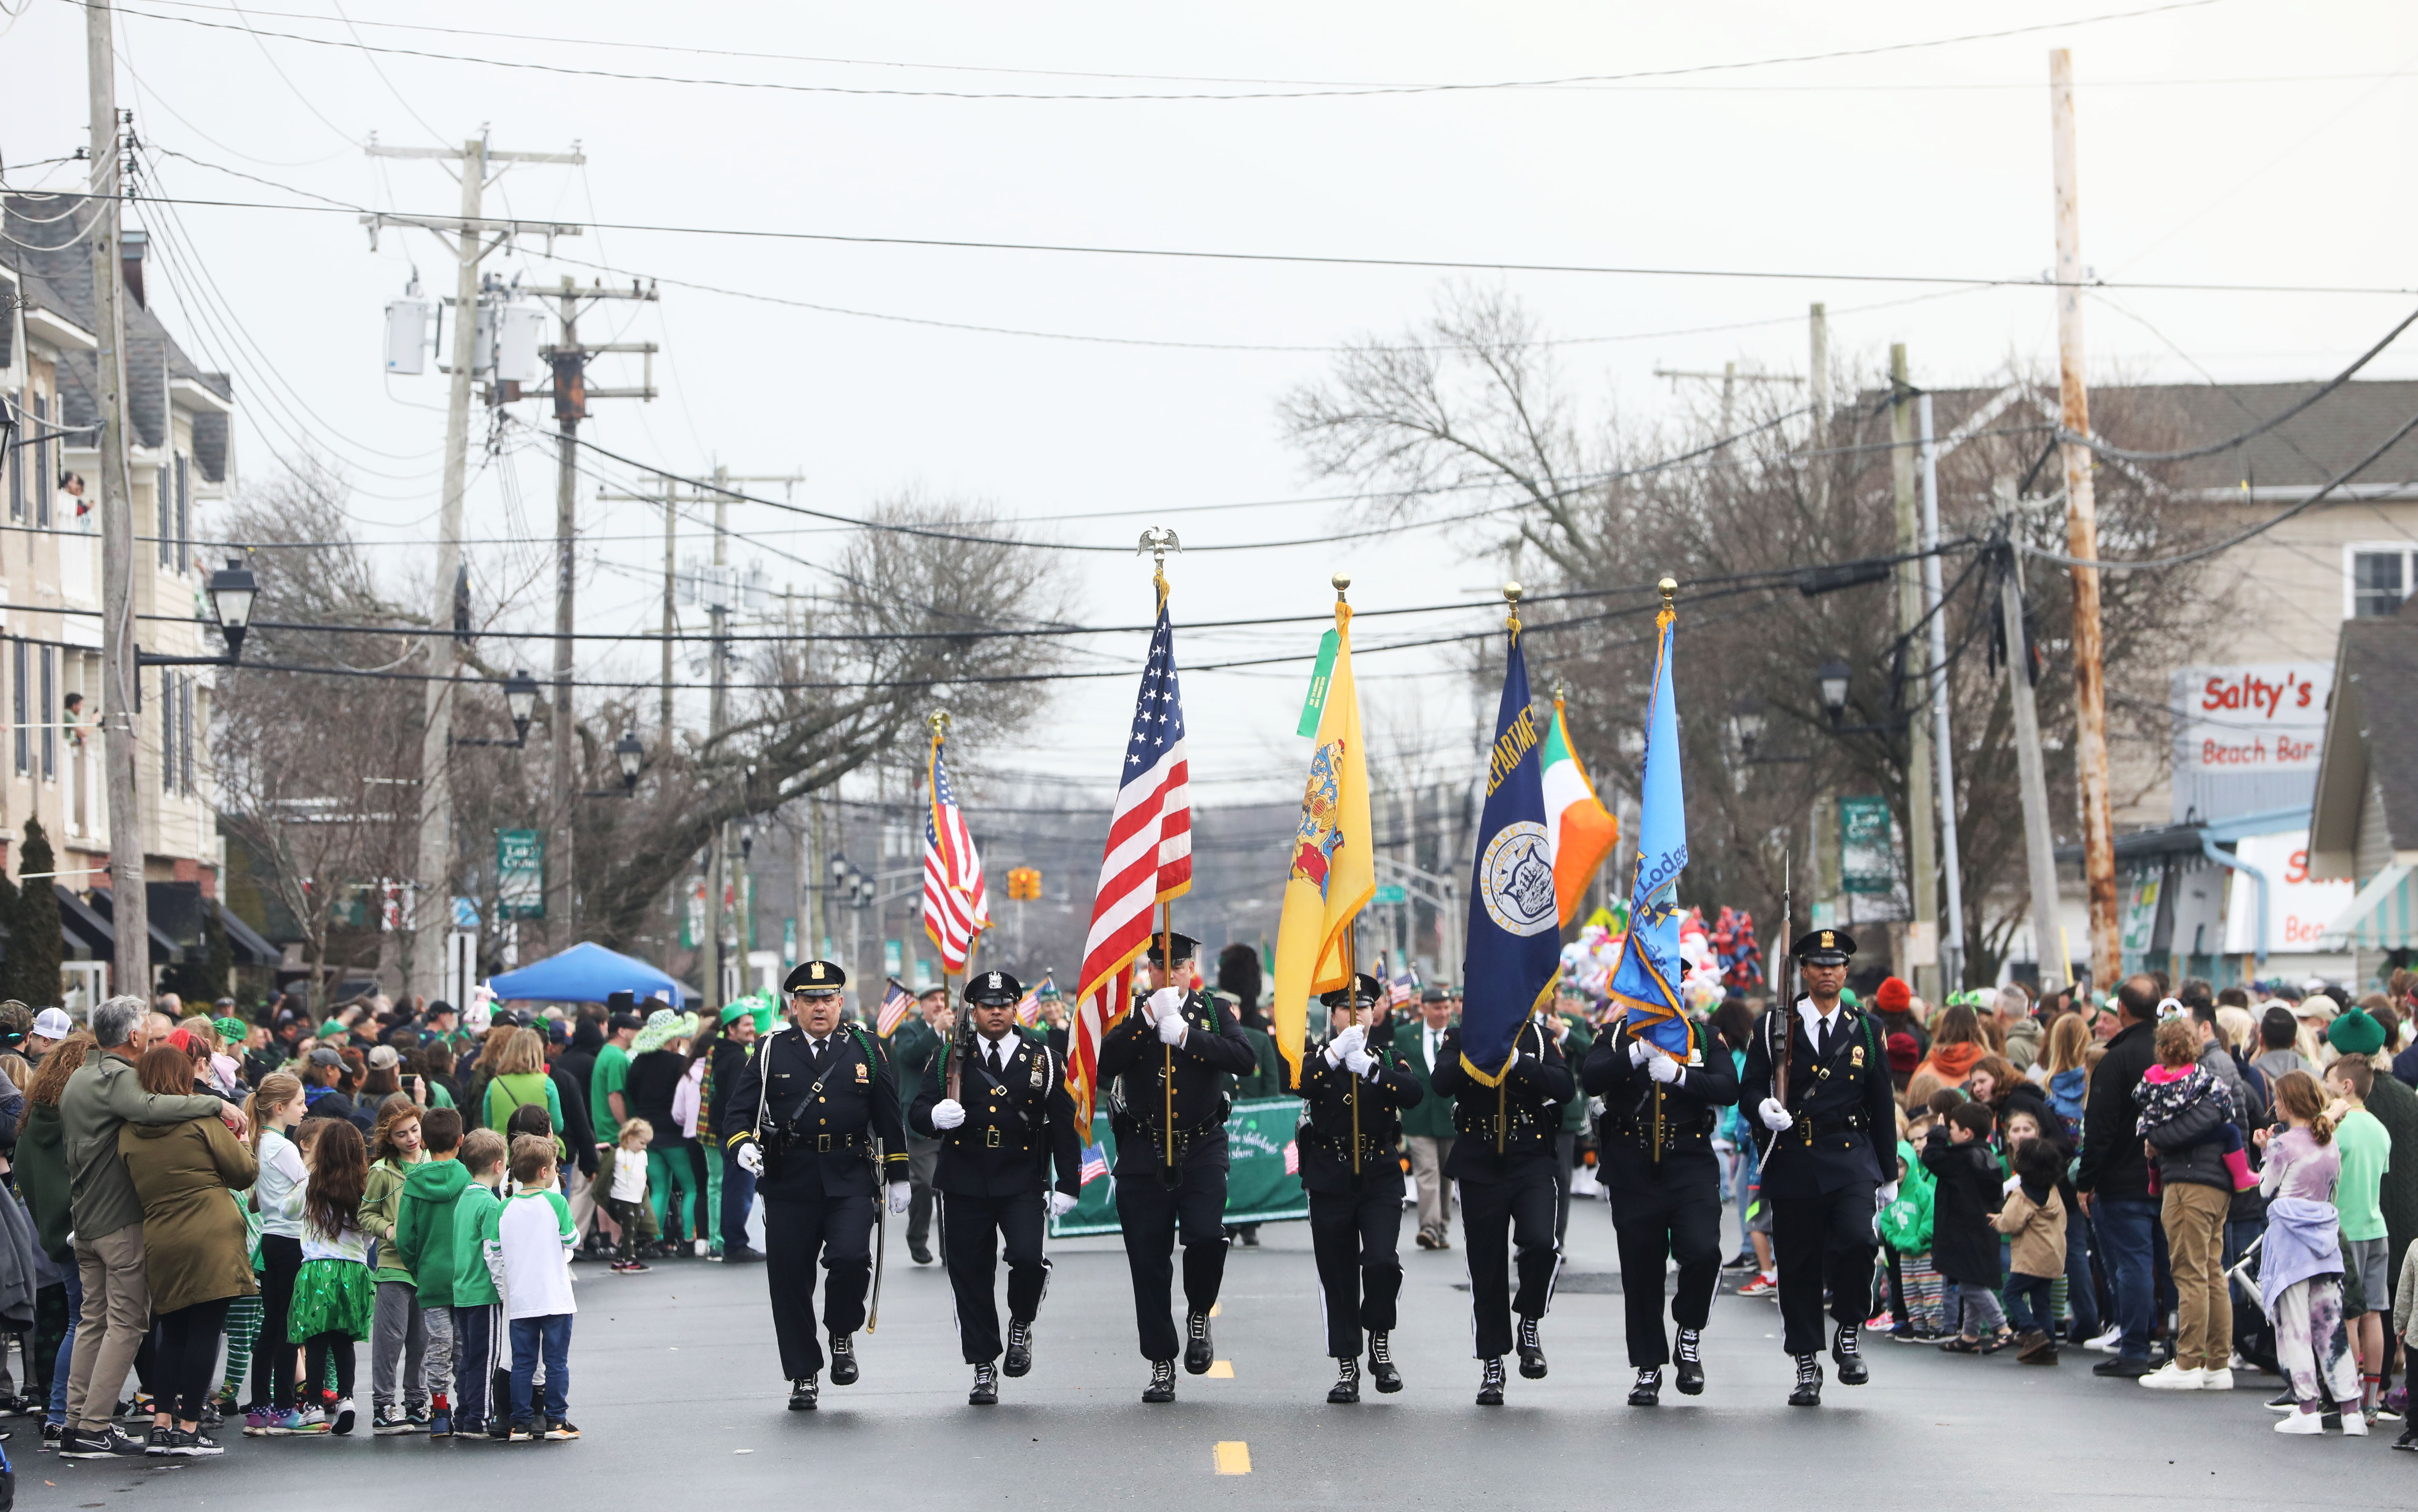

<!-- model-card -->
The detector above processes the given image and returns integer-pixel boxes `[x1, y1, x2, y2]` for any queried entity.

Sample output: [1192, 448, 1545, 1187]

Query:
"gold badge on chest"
[854, 1060, 870, 1083]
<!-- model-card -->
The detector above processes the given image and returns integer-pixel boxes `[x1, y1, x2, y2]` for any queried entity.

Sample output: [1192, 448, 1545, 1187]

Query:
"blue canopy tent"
[487, 941, 697, 1007]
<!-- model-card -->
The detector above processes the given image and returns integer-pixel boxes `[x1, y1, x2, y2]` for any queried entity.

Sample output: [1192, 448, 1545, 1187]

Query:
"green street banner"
[1049, 1097, 1310, 1237]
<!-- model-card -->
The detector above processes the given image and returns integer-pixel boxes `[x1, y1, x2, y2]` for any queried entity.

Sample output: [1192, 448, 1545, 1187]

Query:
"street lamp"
[583, 730, 645, 798]
[451, 669, 542, 749]
[1813, 655, 1909, 737]
[137, 556, 260, 682]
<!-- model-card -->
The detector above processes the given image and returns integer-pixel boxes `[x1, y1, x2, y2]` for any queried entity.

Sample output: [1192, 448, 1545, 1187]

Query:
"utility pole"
[2050, 48, 2119, 992]
[1652, 362, 1801, 447]
[536, 274, 655, 937]
[1996, 477, 2067, 995]
[704, 464, 729, 1015]
[1808, 304, 1832, 517]
[1889, 344, 1940, 1000]
[87, 1, 146, 997]
[660, 479, 675, 742]
[1917, 393, 1965, 990]
[362, 135, 581, 1006]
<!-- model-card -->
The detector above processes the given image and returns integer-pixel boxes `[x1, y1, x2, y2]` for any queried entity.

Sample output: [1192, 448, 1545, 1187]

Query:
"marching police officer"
[1428, 1007, 1574, 1405]
[1580, 1010, 1739, 1405]
[1739, 929, 1898, 1407]
[1296, 973, 1421, 1403]
[908, 970, 1083, 1406]
[723, 960, 911, 1411]
[1096, 931, 1257, 1403]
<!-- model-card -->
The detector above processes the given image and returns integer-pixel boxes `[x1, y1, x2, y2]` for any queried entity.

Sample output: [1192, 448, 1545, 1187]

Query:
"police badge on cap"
[1790, 928, 1856, 967]
[784, 959, 848, 997]
[964, 970, 1022, 1007]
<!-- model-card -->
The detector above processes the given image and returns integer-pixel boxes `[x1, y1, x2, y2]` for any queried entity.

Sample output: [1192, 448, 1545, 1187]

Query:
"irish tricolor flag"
[1541, 695, 1619, 925]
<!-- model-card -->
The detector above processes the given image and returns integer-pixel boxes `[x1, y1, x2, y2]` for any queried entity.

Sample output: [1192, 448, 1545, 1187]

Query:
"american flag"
[1069, 593, 1191, 1125]
[875, 977, 914, 1038]
[922, 731, 990, 975]
[1078, 1142, 1110, 1186]
[1283, 1140, 1299, 1176]
[1014, 971, 1055, 1028]
[1388, 964, 1421, 1009]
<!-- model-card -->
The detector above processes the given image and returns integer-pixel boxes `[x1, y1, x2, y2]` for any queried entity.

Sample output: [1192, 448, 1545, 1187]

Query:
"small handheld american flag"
[1078, 1143, 1110, 1187]
[923, 727, 990, 974]
[876, 977, 914, 1039]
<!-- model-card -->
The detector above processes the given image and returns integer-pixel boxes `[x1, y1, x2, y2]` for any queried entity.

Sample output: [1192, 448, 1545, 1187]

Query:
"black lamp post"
[451, 669, 542, 749]
[583, 730, 645, 798]
[1814, 655, 1909, 737]
[137, 557, 259, 685]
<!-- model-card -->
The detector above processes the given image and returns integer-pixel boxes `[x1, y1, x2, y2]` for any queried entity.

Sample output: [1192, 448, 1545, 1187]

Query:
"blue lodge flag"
[1607, 593, 1695, 1060]
[1457, 615, 1562, 1083]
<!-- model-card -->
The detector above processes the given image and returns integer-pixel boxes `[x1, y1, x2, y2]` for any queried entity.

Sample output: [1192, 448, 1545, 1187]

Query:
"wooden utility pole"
[539, 275, 655, 937]
[1996, 478, 2068, 994]
[1917, 392, 1965, 990]
[2050, 48, 2119, 990]
[87, 0, 146, 998]
[1809, 304, 1832, 517]
[1890, 345, 1940, 1000]
[362, 136, 581, 1006]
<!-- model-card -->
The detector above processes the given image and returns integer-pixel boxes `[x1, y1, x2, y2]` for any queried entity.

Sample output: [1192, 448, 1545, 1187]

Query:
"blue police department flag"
[1457, 621, 1563, 1082]
[1606, 596, 1695, 1059]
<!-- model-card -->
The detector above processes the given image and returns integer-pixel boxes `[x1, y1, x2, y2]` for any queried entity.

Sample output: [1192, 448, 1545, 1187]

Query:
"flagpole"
[1148, 530, 1178, 1174]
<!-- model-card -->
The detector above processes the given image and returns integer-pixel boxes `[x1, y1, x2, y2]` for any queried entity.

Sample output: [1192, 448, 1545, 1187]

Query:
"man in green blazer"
[1399, 987, 1460, 1249]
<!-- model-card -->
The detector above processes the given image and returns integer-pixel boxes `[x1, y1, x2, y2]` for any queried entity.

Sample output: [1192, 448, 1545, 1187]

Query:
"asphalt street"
[28, 1192, 2417, 1510]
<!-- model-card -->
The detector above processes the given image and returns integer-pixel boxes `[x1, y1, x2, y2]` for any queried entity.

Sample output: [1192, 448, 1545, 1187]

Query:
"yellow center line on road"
[1209, 1302, 1221, 1317]
[1205, 1359, 1235, 1378]
[1214, 1441, 1252, 1475]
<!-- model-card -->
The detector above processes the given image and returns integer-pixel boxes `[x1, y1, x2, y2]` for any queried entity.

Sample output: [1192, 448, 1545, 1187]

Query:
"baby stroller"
[2226, 1236, 2280, 1378]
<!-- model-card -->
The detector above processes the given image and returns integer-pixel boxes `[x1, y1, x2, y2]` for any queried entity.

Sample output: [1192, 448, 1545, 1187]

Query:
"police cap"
[1791, 928, 1856, 967]
[784, 959, 848, 997]
[964, 970, 1022, 1008]
[1319, 973, 1386, 1012]
[1144, 931, 1201, 968]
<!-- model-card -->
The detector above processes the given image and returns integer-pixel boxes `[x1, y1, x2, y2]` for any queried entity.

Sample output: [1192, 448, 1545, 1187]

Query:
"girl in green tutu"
[291, 1118, 375, 1435]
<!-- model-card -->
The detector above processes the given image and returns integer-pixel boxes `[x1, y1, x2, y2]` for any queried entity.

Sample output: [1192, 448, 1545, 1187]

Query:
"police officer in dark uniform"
[1428, 1008, 1574, 1405]
[1096, 931, 1257, 1403]
[722, 960, 911, 1411]
[1739, 928, 1898, 1407]
[908, 969, 1083, 1406]
[1581, 1009, 1740, 1405]
[1296, 973, 1421, 1404]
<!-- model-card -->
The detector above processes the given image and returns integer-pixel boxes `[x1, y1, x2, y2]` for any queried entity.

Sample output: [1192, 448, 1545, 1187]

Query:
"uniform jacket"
[1428, 1019, 1574, 1183]
[116, 1114, 260, 1315]
[1234, 1023, 1290, 1100]
[1738, 999, 1895, 1195]
[721, 1022, 910, 1200]
[1097, 988, 1257, 1177]
[1579, 1018, 1740, 1166]
[1921, 1127, 2005, 1287]
[1291, 1035, 1420, 1194]
[1552, 1012, 1597, 1133]
[1397, 1018, 1461, 1140]
[909, 1030, 1083, 1198]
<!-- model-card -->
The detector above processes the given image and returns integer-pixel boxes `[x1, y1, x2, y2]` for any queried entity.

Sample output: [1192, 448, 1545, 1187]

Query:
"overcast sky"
[6, 0, 2415, 821]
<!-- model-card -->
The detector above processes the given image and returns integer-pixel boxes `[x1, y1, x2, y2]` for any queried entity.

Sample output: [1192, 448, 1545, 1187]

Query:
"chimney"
[120, 228, 147, 308]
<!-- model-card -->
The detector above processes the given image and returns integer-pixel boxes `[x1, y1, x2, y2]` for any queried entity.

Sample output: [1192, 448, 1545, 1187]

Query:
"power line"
[96, 0, 2223, 103]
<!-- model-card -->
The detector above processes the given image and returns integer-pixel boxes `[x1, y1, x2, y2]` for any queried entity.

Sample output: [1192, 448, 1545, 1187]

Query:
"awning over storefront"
[2323, 861, 2418, 950]
[217, 903, 280, 966]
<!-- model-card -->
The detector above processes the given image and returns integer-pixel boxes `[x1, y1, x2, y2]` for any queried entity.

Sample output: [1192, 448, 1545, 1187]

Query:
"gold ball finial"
[1658, 576, 1677, 601]
[1331, 572, 1351, 593]
[1504, 580, 1523, 604]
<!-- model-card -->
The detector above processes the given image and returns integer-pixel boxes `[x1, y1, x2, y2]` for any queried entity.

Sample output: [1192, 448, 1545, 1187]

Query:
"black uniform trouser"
[1771, 1177, 1880, 1356]
[941, 1190, 1050, 1364]
[1460, 1169, 1560, 1359]
[1113, 1165, 1230, 1361]
[906, 1135, 941, 1249]
[1603, 1148, 1723, 1366]
[1308, 1177, 1405, 1358]
[763, 1191, 875, 1378]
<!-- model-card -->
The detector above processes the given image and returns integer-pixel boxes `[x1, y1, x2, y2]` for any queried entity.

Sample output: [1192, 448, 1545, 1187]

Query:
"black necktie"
[1816, 1017, 1833, 1059]
[989, 1042, 1006, 1075]
[810, 1037, 831, 1069]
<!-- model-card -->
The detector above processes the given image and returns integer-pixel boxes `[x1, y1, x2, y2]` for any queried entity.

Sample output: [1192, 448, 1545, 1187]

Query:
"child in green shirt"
[447, 1127, 509, 1440]
[2325, 1056, 2393, 1422]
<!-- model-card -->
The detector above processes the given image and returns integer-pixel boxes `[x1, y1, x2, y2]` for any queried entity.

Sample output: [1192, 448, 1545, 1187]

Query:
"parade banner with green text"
[1049, 1097, 1310, 1236]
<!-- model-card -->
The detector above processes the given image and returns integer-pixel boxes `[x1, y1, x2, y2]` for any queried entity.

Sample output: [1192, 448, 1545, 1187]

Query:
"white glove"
[887, 1181, 912, 1214]
[1629, 1039, 1651, 1067]
[931, 1099, 966, 1131]
[1155, 1011, 1188, 1047]
[1646, 1051, 1681, 1085]
[735, 1140, 763, 1177]
[1330, 1024, 1367, 1058]
[1146, 986, 1186, 1020]
[1757, 1097, 1794, 1132]
[1048, 1191, 1079, 1218]
[1878, 1180, 1901, 1205]
[1344, 1048, 1376, 1077]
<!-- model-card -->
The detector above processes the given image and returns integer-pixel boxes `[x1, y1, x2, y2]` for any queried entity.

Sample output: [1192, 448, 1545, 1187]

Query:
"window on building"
[33, 396, 51, 530]
[160, 671, 176, 795]
[40, 646, 55, 782]
[180, 676, 196, 795]
[2354, 549, 2412, 618]
[157, 468, 172, 568]
[6, 394, 20, 523]
[11, 641, 27, 777]
[175, 454, 191, 573]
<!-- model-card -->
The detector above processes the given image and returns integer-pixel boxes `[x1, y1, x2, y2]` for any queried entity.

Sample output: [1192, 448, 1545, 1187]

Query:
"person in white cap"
[28, 1007, 76, 1065]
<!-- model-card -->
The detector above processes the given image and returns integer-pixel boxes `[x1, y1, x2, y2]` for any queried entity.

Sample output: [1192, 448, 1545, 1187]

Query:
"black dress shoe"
[1002, 1318, 1034, 1378]
[829, 1335, 859, 1386]
[1628, 1367, 1663, 1406]
[1516, 1317, 1548, 1380]
[909, 1240, 934, 1266]
[969, 1364, 999, 1406]
[1143, 1360, 1177, 1404]
[723, 1246, 764, 1264]
[1367, 1332, 1403, 1394]
[1788, 1355, 1824, 1407]
[1183, 1311, 1215, 1375]
[1674, 1328, 1705, 1396]
[1476, 1357, 1506, 1406]
[788, 1376, 819, 1412]
[1832, 1322, 1868, 1385]
[1327, 1358, 1361, 1404]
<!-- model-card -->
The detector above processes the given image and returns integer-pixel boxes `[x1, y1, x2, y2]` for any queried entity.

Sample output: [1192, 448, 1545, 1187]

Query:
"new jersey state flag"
[1457, 619, 1563, 1083]
[1272, 598, 1373, 1077]
[1606, 594, 1696, 1060]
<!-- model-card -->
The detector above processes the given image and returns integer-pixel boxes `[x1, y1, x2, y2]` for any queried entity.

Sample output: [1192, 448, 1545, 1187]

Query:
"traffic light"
[1006, 866, 1042, 901]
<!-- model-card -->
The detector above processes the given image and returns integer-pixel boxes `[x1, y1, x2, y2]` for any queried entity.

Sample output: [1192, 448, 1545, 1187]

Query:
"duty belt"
[962, 1127, 1035, 1151]
[798, 1130, 866, 1152]
[1784, 1110, 1867, 1147]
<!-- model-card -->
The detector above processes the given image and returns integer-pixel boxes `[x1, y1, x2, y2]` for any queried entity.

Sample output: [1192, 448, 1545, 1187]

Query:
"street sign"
[1372, 884, 1409, 905]
[1838, 797, 1896, 896]
[497, 830, 545, 920]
